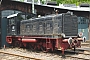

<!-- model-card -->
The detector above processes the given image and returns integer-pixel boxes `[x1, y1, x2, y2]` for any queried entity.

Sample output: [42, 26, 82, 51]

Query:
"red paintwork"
[62, 39, 68, 43]
[6, 36, 83, 55]
[6, 37, 12, 44]
[22, 39, 37, 43]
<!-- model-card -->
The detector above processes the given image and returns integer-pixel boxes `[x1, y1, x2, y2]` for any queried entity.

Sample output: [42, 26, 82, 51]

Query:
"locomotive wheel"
[40, 45, 46, 51]
[27, 43, 46, 51]
[14, 41, 22, 48]
[27, 44, 38, 51]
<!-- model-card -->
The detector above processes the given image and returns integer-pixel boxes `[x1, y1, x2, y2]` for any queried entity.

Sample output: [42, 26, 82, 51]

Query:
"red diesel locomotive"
[6, 12, 84, 55]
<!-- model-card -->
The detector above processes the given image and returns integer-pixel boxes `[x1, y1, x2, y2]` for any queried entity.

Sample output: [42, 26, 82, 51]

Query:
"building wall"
[78, 17, 89, 40]
[1, 10, 21, 47]
[88, 13, 90, 40]
[1, 10, 21, 18]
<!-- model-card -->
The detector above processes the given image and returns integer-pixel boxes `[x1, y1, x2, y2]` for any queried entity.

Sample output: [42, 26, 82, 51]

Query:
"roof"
[41, 4, 90, 12]
[7, 13, 18, 18]
[11, 0, 90, 12]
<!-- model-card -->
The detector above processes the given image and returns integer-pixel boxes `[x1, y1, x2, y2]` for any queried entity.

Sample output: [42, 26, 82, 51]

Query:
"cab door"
[1, 17, 9, 47]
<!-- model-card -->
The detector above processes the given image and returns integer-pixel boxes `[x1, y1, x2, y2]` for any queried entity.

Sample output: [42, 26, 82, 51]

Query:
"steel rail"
[66, 55, 90, 60]
[0, 51, 42, 60]
[65, 50, 90, 60]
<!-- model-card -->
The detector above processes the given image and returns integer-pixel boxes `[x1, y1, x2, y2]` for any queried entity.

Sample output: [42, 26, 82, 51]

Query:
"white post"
[45, 0, 47, 4]
[38, 0, 40, 4]
[0, 0, 2, 5]
[32, 0, 34, 14]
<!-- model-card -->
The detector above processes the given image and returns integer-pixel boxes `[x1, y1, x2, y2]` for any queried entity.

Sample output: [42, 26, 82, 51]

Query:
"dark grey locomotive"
[6, 12, 83, 55]
[20, 12, 78, 38]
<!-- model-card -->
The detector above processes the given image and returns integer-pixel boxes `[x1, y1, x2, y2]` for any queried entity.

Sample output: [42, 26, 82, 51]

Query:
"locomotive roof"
[21, 13, 74, 24]
[7, 13, 19, 19]
[21, 13, 73, 24]
[21, 14, 62, 23]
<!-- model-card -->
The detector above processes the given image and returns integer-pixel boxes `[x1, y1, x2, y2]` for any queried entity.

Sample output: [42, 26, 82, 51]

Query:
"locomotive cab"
[7, 13, 20, 36]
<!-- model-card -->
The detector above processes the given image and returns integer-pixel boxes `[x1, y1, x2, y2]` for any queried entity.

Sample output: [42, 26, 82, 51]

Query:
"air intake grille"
[63, 13, 78, 36]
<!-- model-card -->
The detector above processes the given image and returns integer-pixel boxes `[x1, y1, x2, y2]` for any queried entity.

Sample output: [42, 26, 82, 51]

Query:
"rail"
[65, 49, 90, 60]
[0, 51, 42, 60]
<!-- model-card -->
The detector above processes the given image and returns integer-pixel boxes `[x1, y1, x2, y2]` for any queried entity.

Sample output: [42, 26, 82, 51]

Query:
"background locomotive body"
[6, 12, 83, 55]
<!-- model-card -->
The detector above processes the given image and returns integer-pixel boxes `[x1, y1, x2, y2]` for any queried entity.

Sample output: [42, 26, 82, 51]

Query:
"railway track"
[65, 48, 90, 60]
[66, 44, 90, 60]
[0, 48, 64, 60]
[0, 50, 41, 60]
[0, 47, 90, 60]
[66, 56, 90, 60]
[66, 53, 90, 60]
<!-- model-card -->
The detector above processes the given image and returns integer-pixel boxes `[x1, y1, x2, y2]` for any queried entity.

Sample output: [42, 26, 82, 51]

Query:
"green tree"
[20, 0, 24, 2]
[51, 0, 90, 6]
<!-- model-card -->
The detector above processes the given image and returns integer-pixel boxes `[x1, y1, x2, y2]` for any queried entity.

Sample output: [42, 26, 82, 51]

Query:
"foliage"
[20, 0, 24, 2]
[51, 0, 90, 6]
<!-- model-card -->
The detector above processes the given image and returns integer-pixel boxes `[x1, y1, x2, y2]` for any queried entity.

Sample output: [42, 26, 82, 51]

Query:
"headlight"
[78, 32, 83, 37]
[83, 36, 86, 42]
[61, 33, 65, 38]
